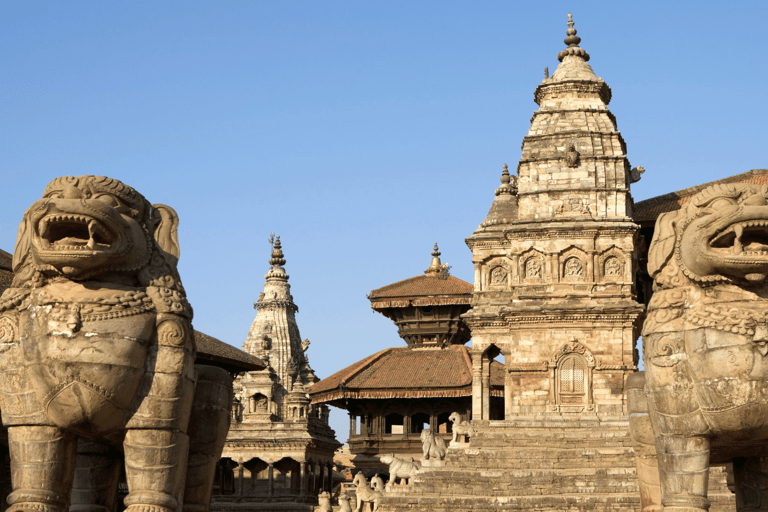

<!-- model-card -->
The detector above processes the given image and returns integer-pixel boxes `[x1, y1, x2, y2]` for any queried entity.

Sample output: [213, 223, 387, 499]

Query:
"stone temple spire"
[243, 235, 304, 399]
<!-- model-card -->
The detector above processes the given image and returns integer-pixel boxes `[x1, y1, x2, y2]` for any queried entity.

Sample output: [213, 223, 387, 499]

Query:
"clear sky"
[2, 2, 767, 444]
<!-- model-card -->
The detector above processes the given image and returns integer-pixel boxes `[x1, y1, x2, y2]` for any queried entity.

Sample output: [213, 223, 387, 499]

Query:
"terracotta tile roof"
[309, 345, 504, 404]
[194, 330, 265, 372]
[634, 169, 768, 224]
[369, 275, 473, 308]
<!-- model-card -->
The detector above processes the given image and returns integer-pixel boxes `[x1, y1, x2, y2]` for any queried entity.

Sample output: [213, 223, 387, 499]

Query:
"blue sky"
[2, 2, 767, 443]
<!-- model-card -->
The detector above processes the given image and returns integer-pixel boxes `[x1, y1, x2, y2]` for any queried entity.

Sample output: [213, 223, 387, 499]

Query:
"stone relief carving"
[629, 183, 768, 512]
[380, 454, 421, 486]
[564, 139, 579, 168]
[490, 265, 507, 286]
[420, 428, 447, 461]
[604, 257, 622, 277]
[551, 338, 595, 365]
[353, 472, 382, 511]
[0, 176, 233, 512]
[525, 257, 543, 279]
[563, 257, 583, 278]
[449, 412, 472, 444]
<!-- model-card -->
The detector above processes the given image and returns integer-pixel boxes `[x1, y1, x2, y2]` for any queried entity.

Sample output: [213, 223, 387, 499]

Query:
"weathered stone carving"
[524, 257, 543, 279]
[449, 412, 472, 444]
[631, 182, 768, 511]
[565, 139, 579, 168]
[490, 265, 507, 286]
[379, 454, 420, 486]
[317, 491, 332, 512]
[420, 428, 446, 461]
[604, 256, 622, 277]
[564, 257, 583, 278]
[370, 473, 385, 493]
[353, 472, 381, 511]
[0, 176, 232, 512]
[338, 491, 353, 512]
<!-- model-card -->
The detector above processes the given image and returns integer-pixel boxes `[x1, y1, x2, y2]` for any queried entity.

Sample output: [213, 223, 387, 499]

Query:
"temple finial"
[432, 242, 441, 258]
[557, 13, 589, 62]
[425, 243, 447, 276]
[495, 163, 516, 196]
[269, 235, 286, 267]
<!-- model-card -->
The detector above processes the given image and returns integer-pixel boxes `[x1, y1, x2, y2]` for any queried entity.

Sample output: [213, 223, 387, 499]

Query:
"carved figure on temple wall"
[630, 182, 768, 511]
[379, 454, 420, 486]
[420, 428, 447, 461]
[525, 257, 543, 279]
[565, 139, 579, 168]
[490, 266, 507, 286]
[353, 472, 381, 512]
[449, 412, 472, 444]
[0, 175, 232, 512]
[604, 257, 622, 277]
[564, 257, 583, 278]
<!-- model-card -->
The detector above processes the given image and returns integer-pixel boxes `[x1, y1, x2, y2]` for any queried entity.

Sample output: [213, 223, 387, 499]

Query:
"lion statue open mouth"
[630, 182, 768, 512]
[0, 176, 231, 512]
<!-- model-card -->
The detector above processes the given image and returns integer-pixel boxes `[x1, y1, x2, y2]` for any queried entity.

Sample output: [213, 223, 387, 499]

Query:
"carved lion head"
[3, 175, 191, 318]
[648, 183, 768, 288]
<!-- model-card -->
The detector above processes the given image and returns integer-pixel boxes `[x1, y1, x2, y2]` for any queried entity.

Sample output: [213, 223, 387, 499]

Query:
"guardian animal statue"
[379, 454, 420, 486]
[420, 428, 446, 461]
[352, 472, 381, 512]
[370, 473, 385, 493]
[0, 176, 233, 512]
[630, 182, 768, 511]
[448, 412, 472, 443]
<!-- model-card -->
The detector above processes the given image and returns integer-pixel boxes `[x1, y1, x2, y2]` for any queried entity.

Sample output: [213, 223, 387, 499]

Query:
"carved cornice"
[517, 155, 627, 165]
[533, 80, 612, 105]
[253, 300, 298, 313]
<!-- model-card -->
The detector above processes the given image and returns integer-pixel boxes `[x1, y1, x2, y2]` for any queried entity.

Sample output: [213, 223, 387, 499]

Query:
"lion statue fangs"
[0, 176, 231, 512]
[630, 182, 768, 512]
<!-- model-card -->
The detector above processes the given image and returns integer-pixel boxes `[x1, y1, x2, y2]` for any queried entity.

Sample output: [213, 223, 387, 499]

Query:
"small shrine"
[310, 245, 504, 476]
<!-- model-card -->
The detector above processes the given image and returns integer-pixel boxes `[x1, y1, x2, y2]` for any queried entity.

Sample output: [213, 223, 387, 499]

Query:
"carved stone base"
[420, 459, 446, 468]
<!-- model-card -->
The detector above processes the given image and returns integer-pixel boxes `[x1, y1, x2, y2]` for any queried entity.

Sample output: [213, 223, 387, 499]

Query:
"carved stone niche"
[486, 259, 511, 289]
[520, 249, 546, 282]
[559, 247, 589, 282]
[597, 247, 625, 282]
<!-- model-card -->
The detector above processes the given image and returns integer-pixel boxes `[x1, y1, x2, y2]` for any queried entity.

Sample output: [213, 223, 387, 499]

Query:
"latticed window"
[558, 354, 586, 403]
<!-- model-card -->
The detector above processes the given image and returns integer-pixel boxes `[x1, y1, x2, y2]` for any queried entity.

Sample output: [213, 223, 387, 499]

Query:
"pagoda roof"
[369, 274, 473, 309]
[194, 330, 266, 373]
[634, 169, 768, 225]
[309, 345, 504, 406]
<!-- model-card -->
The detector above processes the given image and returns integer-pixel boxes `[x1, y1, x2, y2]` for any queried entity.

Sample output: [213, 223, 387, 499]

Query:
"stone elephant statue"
[0, 176, 232, 512]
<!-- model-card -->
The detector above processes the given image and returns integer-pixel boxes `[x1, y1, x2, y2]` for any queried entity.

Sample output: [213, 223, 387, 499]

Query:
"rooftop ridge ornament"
[495, 163, 516, 196]
[268, 233, 286, 268]
[425, 243, 451, 278]
[557, 13, 590, 62]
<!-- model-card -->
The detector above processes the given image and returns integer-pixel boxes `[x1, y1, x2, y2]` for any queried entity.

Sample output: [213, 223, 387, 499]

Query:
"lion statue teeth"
[630, 182, 768, 512]
[0, 176, 232, 512]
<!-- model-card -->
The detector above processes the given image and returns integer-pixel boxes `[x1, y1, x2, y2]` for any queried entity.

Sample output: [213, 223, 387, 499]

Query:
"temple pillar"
[326, 462, 332, 492]
[471, 349, 483, 420]
[482, 353, 491, 419]
[350, 414, 356, 437]
[237, 463, 244, 496]
[267, 463, 274, 499]
[299, 462, 306, 496]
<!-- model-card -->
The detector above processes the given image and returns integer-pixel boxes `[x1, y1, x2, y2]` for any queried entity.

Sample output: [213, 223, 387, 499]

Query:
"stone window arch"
[557, 353, 587, 405]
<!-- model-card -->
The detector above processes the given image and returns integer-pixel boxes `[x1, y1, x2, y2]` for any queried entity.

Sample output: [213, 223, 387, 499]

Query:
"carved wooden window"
[557, 354, 586, 404]
[385, 413, 404, 435]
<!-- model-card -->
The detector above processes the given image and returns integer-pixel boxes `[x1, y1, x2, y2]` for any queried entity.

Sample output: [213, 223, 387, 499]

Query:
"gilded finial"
[495, 163, 516, 196]
[269, 234, 286, 267]
[432, 242, 441, 258]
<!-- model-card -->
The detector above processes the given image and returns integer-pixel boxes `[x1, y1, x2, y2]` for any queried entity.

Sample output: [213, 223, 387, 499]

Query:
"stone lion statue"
[0, 176, 233, 512]
[379, 454, 420, 486]
[630, 182, 768, 511]
[449, 412, 472, 443]
[420, 428, 446, 461]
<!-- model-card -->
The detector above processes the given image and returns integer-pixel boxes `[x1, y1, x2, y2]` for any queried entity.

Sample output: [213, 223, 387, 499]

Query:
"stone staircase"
[378, 418, 736, 512]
